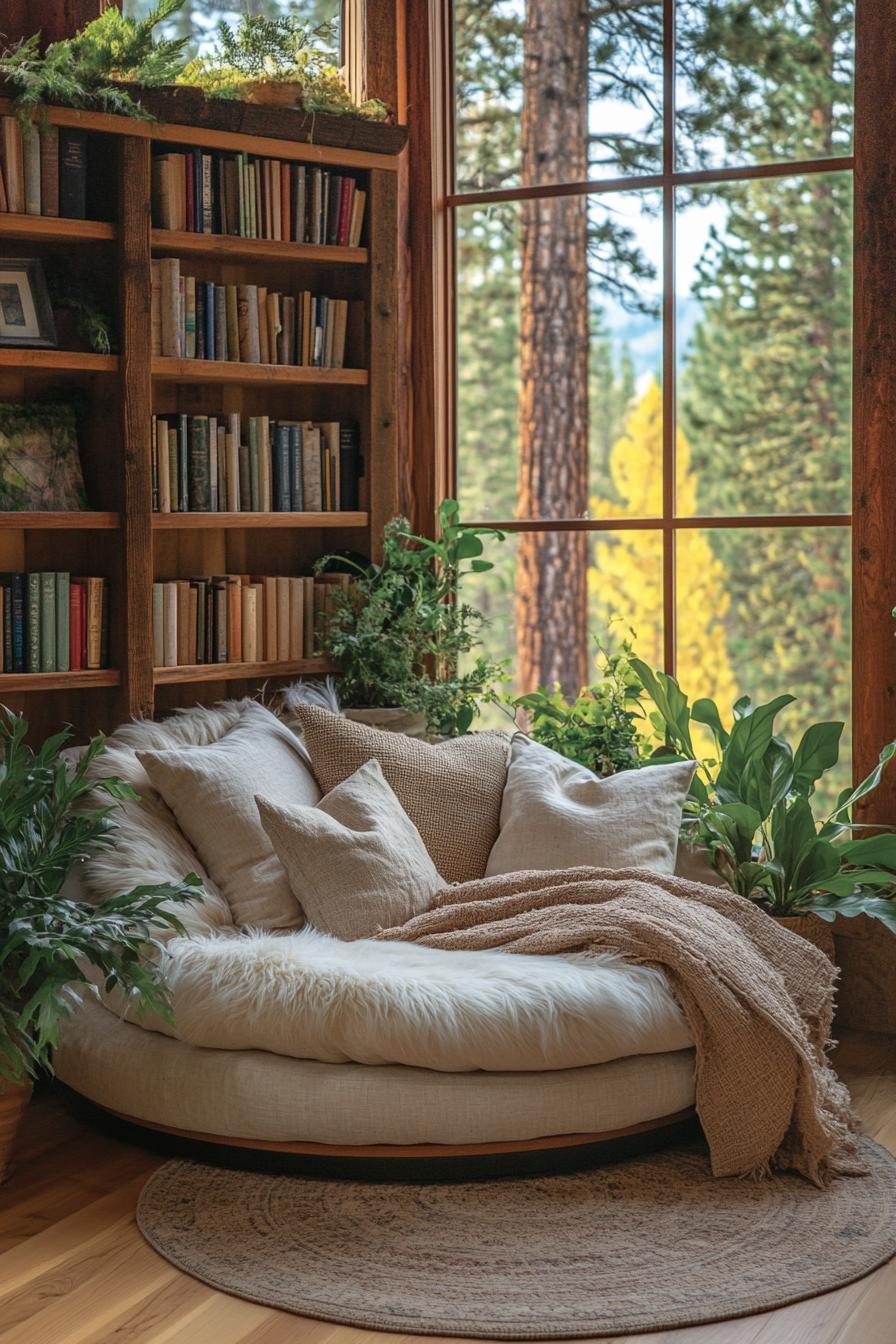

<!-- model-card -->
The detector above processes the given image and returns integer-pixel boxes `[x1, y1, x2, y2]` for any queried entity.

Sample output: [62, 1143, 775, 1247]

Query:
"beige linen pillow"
[137, 701, 320, 930]
[292, 705, 511, 883]
[486, 734, 696, 877]
[256, 759, 443, 940]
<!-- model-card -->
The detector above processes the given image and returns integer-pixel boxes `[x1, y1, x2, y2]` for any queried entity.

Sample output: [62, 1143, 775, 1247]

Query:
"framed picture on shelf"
[0, 403, 88, 510]
[0, 258, 57, 349]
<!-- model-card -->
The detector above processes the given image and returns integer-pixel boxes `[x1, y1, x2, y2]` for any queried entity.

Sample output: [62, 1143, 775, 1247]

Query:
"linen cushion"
[486, 735, 696, 877]
[257, 759, 443, 940]
[291, 705, 511, 883]
[137, 701, 320, 930]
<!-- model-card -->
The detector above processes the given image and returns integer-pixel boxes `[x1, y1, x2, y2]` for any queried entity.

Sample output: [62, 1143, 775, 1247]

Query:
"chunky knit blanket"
[377, 867, 863, 1186]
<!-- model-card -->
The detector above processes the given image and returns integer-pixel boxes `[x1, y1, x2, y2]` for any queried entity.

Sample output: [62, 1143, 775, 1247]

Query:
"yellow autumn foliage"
[589, 378, 738, 717]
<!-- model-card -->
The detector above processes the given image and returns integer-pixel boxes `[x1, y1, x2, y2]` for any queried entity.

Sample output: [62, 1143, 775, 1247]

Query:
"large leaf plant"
[632, 661, 896, 933]
[0, 707, 200, 1090]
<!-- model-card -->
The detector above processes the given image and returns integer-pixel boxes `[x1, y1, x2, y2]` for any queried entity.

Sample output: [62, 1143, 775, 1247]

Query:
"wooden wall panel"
[1, 1, 108, 47]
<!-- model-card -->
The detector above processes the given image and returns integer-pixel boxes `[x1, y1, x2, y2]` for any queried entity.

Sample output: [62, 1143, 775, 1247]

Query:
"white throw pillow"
[137, 701, 320, 930]
[486, 735, 696, 877]
[256, 759, 444, 940]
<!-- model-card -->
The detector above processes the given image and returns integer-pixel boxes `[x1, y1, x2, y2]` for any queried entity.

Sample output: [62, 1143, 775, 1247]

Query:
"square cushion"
[257, 759, 443, 940]
[291, 705, 511, 884]
[138, 701, 320, 930]
[486, 734, 696, 877]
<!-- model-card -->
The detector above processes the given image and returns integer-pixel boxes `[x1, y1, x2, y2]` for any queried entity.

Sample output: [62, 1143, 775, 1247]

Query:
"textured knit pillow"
[137, 701, 320, 930]
[486, 734, 696, 877]
[291, 705, 511, 883]
[256, 760, 443, 940]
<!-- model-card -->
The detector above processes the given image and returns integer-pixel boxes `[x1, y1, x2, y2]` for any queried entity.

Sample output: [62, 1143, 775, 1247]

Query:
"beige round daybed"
[55, 994, 698, 1178]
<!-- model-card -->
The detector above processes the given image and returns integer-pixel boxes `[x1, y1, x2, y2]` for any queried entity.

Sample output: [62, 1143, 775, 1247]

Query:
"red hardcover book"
[337, 177, 354, 247]
[70, 578, 86, 668]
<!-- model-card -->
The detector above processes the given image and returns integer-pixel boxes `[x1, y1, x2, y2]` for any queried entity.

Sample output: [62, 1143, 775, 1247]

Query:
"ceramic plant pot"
[343, 707, 429, 738]
[0, 1080, 32, 1183]
[774, 913, 837, 961]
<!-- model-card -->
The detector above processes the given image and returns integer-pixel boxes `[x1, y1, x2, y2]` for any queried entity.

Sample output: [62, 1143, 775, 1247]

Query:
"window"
[452, 0, 854, 791]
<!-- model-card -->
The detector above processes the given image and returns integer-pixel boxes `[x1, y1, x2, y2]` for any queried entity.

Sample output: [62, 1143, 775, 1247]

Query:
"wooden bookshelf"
[151, 229, 368, 266]
[151, 358, 369, 386]
[154, 658, 331, 686]
[0, 216, 115, 243]
[0, 96, 404, 741]
[152, 512, 368, 530]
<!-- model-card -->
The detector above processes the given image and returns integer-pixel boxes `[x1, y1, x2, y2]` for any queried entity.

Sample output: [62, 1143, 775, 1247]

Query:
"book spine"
[287, 577, 303, 660]
[257, 415, 272, 512]
[85, 577, 103, 669]
[159, 258, 181, 358]
[205, 281, 216, 360]
[276, 577, 290, 661]
[150, 260, 162, 356]
[226, 413, 240, 511]
[195, 281, 206, 359]
[337, 176, 353, 246]
[302, 576, 314, 658]
[256, 286, 270, 364]
[227, 577, 242, 662]
[202, 153, 213, 233]
[178, 415, 189, 512]
[26, 572, 41, 673]
[70, 580, 84, 670]
[22, 123, 41, 216]
[210, 417, 219, 511]
[248, 418, 260, 512]
[242, 585, 258, 663]
[58, 128, 87, 219]
[238, 442, 251, 513]
[214, 284, 228, 361]
[339, 421, 361, 511]
[1, 117, 25, 214]
[289, 424, 304, 510]
[167, 427, 179, 512]
[151, 582, 164, 667]
[189, 416, 211, 511]
[39, 571, 56, 673]
[55, 571, 69, 672]
[226, 284, 240, 362]
[39, 125, 59, 217]
[262, 576, 277, 660]
[184, 275, 196, 359]
[213, 581, 228, 662]
[176, 579, 190, 664]
[275, 425, 291, 511]
[162, 582, 177, 666]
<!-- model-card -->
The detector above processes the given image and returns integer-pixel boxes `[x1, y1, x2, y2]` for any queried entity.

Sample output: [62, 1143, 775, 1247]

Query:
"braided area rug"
[136, 1137, 896, 1339]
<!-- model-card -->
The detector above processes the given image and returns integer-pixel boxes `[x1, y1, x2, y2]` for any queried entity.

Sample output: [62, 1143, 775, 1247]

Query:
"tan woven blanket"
[377, 867, 863, 1185]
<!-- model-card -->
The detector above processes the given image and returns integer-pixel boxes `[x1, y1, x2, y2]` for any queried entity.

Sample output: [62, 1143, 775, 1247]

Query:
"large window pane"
[454, 0, 662, 194]
[675, 0, 854, 171]
[676, 525, 851, 806]
[589, 529, 664, 671]
[676, 173, 852, 517]
[457, 191, 662, 524]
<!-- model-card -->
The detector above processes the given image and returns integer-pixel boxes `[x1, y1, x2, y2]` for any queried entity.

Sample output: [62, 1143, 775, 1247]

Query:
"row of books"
[0, 573, 108, 674]
[152, 150, 366, 247]
[151, 415, 361, 514]
[151, 259, 358, 367]
[0, 118, 87, 219]
[152, 572, 353, 668]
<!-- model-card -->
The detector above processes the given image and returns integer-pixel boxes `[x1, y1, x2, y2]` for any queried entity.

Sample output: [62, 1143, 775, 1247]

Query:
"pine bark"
[516, 0, 590, 697]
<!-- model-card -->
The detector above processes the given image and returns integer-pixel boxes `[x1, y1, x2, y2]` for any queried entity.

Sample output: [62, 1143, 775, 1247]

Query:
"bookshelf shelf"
[154, 658, 331, 686]
[152, 511, 368, 530]
[0, 215, 115, 243]
[0, 669, 121, 692]
[0, 512, 120, 530]
[0, 349, 118, 375]
[151, 358, 368, 386]
[150, 229, 368, 266]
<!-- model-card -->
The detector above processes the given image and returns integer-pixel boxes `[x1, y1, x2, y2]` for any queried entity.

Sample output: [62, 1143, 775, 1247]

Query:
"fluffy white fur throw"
[82, 695, 692, 1074]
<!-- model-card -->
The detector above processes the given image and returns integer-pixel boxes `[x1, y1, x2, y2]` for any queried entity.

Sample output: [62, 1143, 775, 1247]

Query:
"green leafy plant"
[632, 660, 896, 933]
[180, 12, 388, 121]
[317, 500, 508, 736]
[513, 636, 648, 776]
[0, 707, 200, 1088]
[0, 1, 190, 123]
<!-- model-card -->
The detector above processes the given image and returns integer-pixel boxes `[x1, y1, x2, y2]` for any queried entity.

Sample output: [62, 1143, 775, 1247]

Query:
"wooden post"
[837, 0, 896, 1031]
[117, 134, 154, 721]
[368, 166, 401, 557]
[1, 1, 109, 47]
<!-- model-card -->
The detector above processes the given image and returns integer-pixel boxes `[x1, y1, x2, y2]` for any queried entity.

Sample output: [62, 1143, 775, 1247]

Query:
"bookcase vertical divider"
[367, 167, 400, 563]
[117, 134, 155, 720]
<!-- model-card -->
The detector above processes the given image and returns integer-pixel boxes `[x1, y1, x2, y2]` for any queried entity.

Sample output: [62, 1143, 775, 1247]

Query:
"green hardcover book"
[168, 428, 180, 512]
[39, 571, 56, 672]
[189, 415, 211, 511]
[237, 151, 246, 237]
[26, 572, 40, 672]
[248, 417, 260, 511]
[55, 571, 70, 672]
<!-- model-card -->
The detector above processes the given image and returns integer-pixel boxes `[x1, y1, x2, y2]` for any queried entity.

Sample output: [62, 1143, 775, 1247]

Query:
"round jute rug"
[136, 1137, 896, 1340]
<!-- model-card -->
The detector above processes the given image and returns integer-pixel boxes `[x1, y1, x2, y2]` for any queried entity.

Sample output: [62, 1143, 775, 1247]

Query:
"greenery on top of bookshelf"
[0, 0, 190, 123]
[179, 12, 388, 121]
[0, 403, 87, 511]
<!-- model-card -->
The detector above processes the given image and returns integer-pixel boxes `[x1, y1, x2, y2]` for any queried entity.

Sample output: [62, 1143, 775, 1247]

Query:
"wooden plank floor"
[0, 1030, 892, 1344]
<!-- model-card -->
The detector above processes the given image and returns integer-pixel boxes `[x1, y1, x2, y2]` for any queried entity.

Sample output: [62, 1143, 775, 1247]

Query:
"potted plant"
[0, 1, 191, 122]
[512, 635, 648, 776]
[313, 500, 508, 737]
[0, 707, 199, 1180]
[631, 661, 896, 953]
[180, 12, 389, 121]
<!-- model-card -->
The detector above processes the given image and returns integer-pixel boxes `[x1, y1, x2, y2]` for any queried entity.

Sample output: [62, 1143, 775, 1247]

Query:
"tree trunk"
[516, 0, 590, 697]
